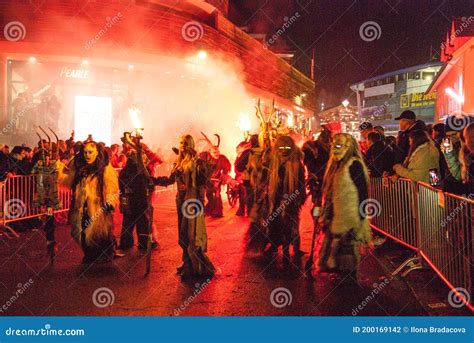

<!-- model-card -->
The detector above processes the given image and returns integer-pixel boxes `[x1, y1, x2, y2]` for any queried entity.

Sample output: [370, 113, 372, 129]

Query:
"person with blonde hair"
[318, 133, 373, 282]
[155, 135, 215, 278]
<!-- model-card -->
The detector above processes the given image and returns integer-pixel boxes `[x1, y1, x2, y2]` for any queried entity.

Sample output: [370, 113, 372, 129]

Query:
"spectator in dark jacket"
[8, 146, 31, 175]
[364, 132, 393, 177]
[394, 110, 427, 164]
[432, 123, 446, 147]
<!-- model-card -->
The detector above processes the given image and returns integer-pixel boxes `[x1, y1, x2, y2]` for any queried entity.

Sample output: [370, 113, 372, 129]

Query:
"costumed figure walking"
[32, 127, 61, 260]
[246, 100, 279, 252]
[199, 133, 231, 218]
[234, 135, 259, 216]
[265, 135, 306, 260]
[57, 141, 119, 264]
[301, 126, 331, 274]
[155, 135, 215, 278]
[317, 133, 373, 282]
[118, 135, 162, 254]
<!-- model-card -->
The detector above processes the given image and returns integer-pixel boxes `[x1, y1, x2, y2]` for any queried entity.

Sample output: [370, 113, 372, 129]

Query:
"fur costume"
[266, 135, 306, 256]
[57, 142, 119, 262]
[155, 135, 215, 277]
[318, 134, 372, 277]
[58, 162, 119, 246]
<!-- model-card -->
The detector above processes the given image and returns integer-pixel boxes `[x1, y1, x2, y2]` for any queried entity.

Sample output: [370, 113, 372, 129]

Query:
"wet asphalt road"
[0, 189, 470, 316]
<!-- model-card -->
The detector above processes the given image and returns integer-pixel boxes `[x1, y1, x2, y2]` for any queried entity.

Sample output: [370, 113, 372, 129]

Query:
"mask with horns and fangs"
[254, 99, 281, 148]
[201, 131, 221, 159]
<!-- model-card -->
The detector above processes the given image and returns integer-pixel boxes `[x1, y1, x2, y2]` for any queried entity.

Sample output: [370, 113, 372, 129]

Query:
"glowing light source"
[81, 59, 89, 66]
[28, 56, 37, 64]
[128, 64, 134, 70]
[237, 112, 251, 132]
[342, 99, 350, 108]
[197, 50, 207, 60]
[128, 107, 143, 130]
[75, 96, 112, 145]
[445, 87, 464, 104]
[287, 114, 294, 128]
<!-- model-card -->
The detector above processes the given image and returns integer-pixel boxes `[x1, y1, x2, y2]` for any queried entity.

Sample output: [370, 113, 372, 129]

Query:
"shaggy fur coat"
[58, 162, 119, 245]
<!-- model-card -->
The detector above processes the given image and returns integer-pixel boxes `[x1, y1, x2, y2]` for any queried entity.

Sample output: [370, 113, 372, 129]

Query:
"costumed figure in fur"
[265, 135, 306, 260]
[155, 135, 215, 278]
[31, 127, 61, 260]
[318, 133, 373, 282]
[118, 138, 162, 253]
[199, 132, 231, 218]
[246, 99, 280, 251]
[57, 141, 119, 264]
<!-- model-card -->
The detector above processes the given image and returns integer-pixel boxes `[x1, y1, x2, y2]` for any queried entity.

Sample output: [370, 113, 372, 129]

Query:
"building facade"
[351, 63, 442, 135]
[427, 17, 474, 123]
[0, 0, 314, 146]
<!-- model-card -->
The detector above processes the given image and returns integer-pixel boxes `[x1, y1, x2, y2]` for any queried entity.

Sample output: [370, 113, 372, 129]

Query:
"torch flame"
[129, 107, 142, 129]
[237, 112, 251, 132]
[287, 113, 294, 128]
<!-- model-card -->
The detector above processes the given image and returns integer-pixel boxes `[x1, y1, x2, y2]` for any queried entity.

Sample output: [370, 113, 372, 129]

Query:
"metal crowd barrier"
[0, 174, 71, 237]
[0, 164, 176, 238]
[369, 177, 473, 311]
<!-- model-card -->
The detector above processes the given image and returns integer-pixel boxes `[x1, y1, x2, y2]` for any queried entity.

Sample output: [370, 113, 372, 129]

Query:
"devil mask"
[84, 142, 99, 164]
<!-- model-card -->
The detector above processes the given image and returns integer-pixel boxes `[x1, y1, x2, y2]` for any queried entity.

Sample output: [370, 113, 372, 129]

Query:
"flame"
[287, 113, 294, 128]
[129, 107, 143, 129]
[237, 112, 251, 132]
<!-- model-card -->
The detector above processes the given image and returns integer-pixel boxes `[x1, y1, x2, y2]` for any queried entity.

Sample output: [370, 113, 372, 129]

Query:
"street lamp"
[342, 99, 349, 108]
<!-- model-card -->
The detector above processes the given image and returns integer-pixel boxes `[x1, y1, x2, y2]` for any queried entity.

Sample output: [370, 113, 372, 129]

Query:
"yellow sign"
[400, 91, 437, 108]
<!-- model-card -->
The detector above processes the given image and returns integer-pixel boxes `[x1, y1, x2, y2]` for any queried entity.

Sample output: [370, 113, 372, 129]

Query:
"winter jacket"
[393, 142, 439, 183]
[323, 158, 372, 243]
[364, 141, 394, 177]
[394, 121, 427, 164]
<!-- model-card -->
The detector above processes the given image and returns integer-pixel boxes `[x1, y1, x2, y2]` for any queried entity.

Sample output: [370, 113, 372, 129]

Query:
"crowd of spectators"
[360, 110, 474, 196]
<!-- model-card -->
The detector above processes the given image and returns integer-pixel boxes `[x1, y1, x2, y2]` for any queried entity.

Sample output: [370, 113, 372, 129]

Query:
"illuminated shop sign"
[59, 66, 90, 79]
[400, 91, 437, 108]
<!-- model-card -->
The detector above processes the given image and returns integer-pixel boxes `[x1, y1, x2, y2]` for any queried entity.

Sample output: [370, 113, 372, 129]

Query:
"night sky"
[230, 0, 474, 108]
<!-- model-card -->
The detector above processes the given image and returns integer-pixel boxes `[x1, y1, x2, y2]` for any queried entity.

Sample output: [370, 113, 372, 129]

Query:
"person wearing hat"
[393, 110, 426, 164]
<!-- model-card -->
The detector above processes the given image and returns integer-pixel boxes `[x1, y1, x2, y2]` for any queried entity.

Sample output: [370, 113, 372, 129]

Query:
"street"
[0, 189, 470, 316]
